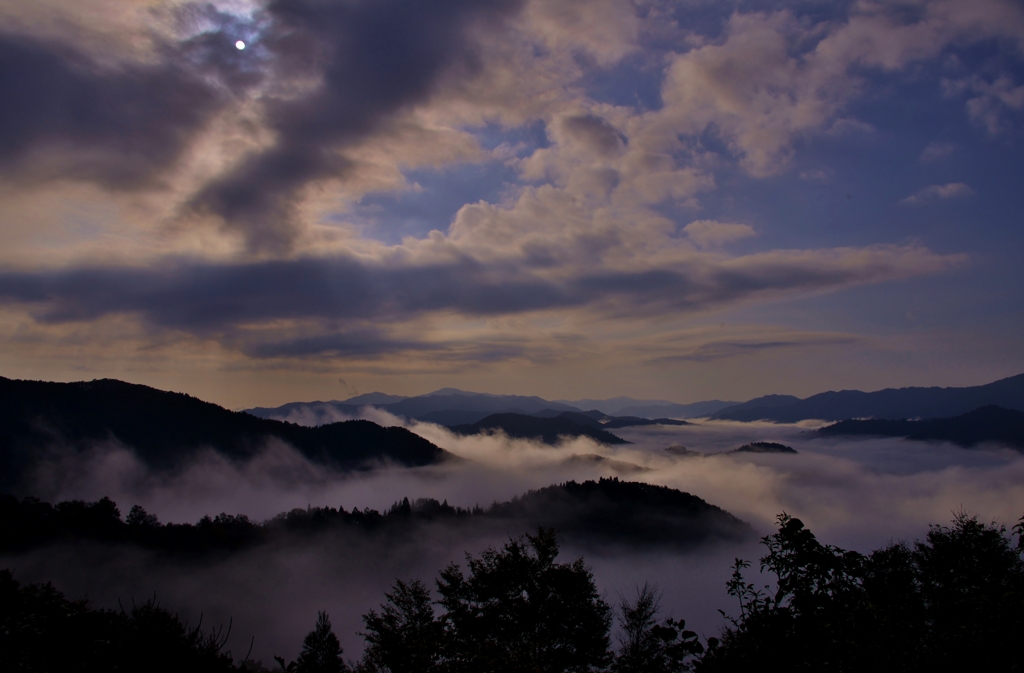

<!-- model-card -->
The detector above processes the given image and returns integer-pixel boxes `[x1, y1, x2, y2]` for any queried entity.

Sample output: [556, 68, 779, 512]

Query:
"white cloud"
[899, 182, 976, 205]
[946, 75, 1024, 135]
[798, 168, 832, 182]
[683, 220, 757, 248]
[919, 141, 956, 163]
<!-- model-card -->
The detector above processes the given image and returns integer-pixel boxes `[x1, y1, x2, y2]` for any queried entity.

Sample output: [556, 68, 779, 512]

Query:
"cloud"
[640, 1, 1024, 176]
[899, 182, 976, 205]
[918, 142, 956, 163]
[955, 75, 1024, 135]
[647, 333, 860, 364]
[242, 329, 436, 359]
[798, 169, 832, 182]
[0, 242, 962, 360]
[187, 0, 525, 252]
[0, 28, 233, 189]
[9, 416, 1024, 661]
[683, 221, 756, 249]
[0, 0, 1016, 382]
[559, 114, 626, 158]
[524, 0, 640, 67]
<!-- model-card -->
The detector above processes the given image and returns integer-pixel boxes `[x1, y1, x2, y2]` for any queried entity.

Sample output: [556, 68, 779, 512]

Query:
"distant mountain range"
[250, 373, 1024, 429]
[247, 389, 584, 427]
[0, 377, 451, 492]
[711, 373, 1024, 423]
[450, 413, 631, 445]
[817, 406, 1024, 450]
[662, 442, 798, 457]
[247, 389, 736, 426]
[553, 397, 741, 418]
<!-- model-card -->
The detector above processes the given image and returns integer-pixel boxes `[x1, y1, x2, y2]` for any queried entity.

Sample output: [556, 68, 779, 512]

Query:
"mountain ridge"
[816, 405, 1024, 450]
[0, 376, 451, 492]
[248, 392, 740, 425]
[712, 374, 1024, 422]
[450, 413, 630, 445]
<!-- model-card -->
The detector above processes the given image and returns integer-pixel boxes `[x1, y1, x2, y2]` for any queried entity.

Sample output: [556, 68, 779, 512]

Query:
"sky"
[0, 0, 1022, 408]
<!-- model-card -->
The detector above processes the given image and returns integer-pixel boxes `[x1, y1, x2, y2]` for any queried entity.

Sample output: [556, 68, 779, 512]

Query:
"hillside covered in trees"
[0, 478, 752, 556]
[0, 377, 452, 491]
[449, 413, 630, 445]
[817, 405, 1024, 450]
[5, 511, 1022, 672]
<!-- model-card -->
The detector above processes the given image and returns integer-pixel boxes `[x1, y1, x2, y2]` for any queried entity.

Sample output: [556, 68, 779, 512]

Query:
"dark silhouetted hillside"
[0, 478, 751, 555]
[488, 478, 752, 548]
[518, 410, 688, 429]
[602, 416, 690, 429]
[664, 445, 702, 458]
[0, 376, 451, 491]
[536, 410, 609, 425]
[817, 405, 1024, 450]
[711, 395, 801, 421]
[616, 400, 740, 418]
[732, 442, 798, 454]
[385, 391, 579, 420]
[562, 454, 649, 474]
[248, 390, 581, 425]
[449, 413, 629, 445]
[713, 373, 1024, 422]
[251, 392, 738, 426]
[0, 568, 237, 672]
[555, 396, 740, 418]
[244, 399, 361, 425]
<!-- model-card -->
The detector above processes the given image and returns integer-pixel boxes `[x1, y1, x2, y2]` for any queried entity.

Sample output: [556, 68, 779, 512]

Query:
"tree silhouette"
[610, 581, 700, 671]
[278, 611, 347, 673]
[436, 528, 611, 672]
[612, 583, 702, 673]
[696, 511, 1024, 672]
[358, 579, 441, 673]
[127, 504, 160, 528]
[0, 569, 236, 672]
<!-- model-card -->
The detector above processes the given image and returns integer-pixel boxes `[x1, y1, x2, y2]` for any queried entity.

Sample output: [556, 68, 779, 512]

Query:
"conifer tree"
[358, 579, 441, 672]
[279, 611, 346, 673]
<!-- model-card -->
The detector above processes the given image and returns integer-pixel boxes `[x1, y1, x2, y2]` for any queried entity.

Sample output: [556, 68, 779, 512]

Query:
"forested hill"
[450, 413, 630, 445]
[488, 478, 751, 548]
[0, 376, 451, 490]
[0, 478, 752, 555]
[817, 405, 1024, 450]
[712, 372, 1024, 422]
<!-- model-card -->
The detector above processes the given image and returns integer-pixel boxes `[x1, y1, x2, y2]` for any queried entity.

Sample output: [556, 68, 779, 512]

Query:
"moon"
[235, 40, 246, 50]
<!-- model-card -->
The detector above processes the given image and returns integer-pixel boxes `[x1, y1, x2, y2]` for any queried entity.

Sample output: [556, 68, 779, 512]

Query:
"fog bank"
[6, 414, 1023, 663]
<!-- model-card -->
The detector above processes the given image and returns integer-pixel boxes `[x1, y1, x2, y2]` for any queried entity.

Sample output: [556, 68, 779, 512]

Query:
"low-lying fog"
[7, 410, 1024, 665]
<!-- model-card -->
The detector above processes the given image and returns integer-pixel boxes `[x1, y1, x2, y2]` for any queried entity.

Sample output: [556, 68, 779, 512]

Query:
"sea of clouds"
[6, 411, 1024, 664]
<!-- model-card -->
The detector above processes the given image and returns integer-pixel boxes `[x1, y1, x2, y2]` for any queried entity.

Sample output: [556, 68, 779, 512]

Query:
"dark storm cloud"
[574, 259, 894, 316]
[0, 0, 521, 247]
[243, 329, 432, 358]
[0, 246, 938, 358]
[0, 9, 261, 190]
[189, 0, 523, 251]
[560, 114, 626, 156]
[0, 257, 567, 330]
[245, 332, 530, 361]
[648, 337, 859, 364]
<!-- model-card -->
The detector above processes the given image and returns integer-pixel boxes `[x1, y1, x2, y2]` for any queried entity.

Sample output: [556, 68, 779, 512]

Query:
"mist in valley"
[5, 411, 1023, 664]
